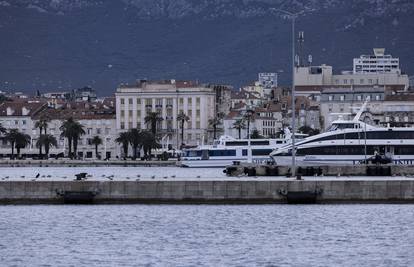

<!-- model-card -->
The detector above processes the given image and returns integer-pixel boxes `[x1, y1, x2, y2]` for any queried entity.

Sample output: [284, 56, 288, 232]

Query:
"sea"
[0, 205, 413, 266]
[0, 167, 413, 266]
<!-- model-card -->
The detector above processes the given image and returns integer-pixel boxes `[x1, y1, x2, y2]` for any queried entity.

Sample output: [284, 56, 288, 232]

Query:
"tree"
[298, 125, 320, 136]
[243, 110, 255, 138]
[140, 130, 160, 157]
[34, 117, 49, 158]
[60, 117, 85, 159]
[250, 129, 264, 139]
[176, 111, 190, 148]
[5, 129, 30, 158]
[127, 129, 141, 159]
[91, 136, 103, 159]
[232, 119, 246, 139]
[0, 123, 5, 135]
[144, 112, 163, 135]
[116, 132, 130, 159]
[36, 134, 57, 158]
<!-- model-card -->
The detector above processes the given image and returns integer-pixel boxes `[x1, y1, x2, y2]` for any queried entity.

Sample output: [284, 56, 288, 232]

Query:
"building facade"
[116, 80, 217, 147]
[353, 48, 401, 74]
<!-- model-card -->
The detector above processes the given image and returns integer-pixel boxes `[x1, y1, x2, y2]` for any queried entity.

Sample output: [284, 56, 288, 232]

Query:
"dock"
[1, 177, 413, 204]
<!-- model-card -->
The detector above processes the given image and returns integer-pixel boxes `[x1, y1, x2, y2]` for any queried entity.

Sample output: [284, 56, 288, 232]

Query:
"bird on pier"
[46, 175, 51, 178]
[101, 174, 106, 177]
[196, 175, 201, 178]
[21, 175, 25, 178]
[126, 177, 130, 180]
[171, 175, 176, 178]
[137, 174, 141, 178]
[35, 173, 40, 178]
[106, 177, 113, 181]
[41, 175, 46, 178]
[151, 175, 155, 179]
[163, 176, 167, 179]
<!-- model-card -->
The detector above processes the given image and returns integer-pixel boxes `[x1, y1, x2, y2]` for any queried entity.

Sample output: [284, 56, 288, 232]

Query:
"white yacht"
[180, 131, 307, 168]
[270, 102, 414, 165]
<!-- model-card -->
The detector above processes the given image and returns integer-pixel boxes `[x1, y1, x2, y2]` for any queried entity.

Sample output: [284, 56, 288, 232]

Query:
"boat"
[270, 101, 414, 165]
[179, 130, 307, 168]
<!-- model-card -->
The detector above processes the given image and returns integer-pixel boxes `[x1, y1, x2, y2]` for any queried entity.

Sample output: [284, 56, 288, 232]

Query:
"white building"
[116, 80, 217, 147]
[294, 48, 410, 96]
[353, 48, 401, 74]
[0, 100, 118, 159]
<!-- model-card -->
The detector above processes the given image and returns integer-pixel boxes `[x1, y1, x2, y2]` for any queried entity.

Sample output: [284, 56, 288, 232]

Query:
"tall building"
[353, 48, 401, 74]
[258, 73, 278, 97]
[115, 80, 217, 147]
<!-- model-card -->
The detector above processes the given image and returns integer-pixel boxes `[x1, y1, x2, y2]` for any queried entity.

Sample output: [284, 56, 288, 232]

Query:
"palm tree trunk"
[123, 143, 128, 158]
[95, 144, 98, 159]
[238, 128, 241, 139]
[11, 141, 15, 159]
[45, 145, 49, 157]
[152, 121, 156, 135]
[181, 120, 184, 147]
[38, 128, 43, 158]
[68, 138, 72, 159]
[73, 138, 78, 159]
[247, 120, 250, 139]
[213, 125, 217, 139]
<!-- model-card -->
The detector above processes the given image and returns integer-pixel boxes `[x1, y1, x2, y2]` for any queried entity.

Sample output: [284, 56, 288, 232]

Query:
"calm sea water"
[0, 205, 413, 267]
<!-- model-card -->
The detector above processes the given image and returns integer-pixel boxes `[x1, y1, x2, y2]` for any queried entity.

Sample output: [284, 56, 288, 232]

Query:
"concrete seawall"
[1, 179, 414, 204]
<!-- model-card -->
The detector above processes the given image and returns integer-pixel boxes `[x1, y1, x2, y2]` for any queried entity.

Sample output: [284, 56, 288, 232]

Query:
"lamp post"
[271, 8, 304, 177]
[245, 109, 255, 163]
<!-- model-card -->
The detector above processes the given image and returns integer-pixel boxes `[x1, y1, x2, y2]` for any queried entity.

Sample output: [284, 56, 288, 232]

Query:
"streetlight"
[271, 8, 304, 177]
[244, 109, 255, 163]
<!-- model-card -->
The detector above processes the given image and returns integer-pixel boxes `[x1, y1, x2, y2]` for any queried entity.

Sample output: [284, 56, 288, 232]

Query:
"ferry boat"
[179, 131, 307, 168]
[270, 102, 414, 165]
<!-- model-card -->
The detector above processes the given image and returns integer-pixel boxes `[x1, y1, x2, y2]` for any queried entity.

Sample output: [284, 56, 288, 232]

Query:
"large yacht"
[179, 131, 307, 168]
[270, 102, 414, 165]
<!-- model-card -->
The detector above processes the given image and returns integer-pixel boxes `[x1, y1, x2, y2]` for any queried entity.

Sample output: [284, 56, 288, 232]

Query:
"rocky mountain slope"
[0, 0, 413, 94]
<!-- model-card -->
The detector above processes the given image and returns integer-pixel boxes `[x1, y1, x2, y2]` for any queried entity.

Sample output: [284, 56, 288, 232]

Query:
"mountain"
[0, 0, 413, 95]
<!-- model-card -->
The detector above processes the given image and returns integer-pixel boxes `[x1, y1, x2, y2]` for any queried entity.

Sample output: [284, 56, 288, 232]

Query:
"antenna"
[298, 31, 304, 67]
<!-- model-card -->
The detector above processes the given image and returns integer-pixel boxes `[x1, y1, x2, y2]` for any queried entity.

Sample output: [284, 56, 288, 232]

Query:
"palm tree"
[177, 111, 190, 148]
[34, 118, 49, 158]
[127, 129, 141, 159]
[0, 123, 5, 135]
[36, 134, 57, 158]
[243, 110, 255, 138]
[5, 129, 30, 158]
[140, 130, 160, 158]
[144, 112, 163, 135]
[232, 119, 246, 139]
[116, 132, 130, 159]
[91, 136, 103, 159]
[60, 117, 85, 159]
[4, 129, 19, 159]
[208, 113, 224, 140]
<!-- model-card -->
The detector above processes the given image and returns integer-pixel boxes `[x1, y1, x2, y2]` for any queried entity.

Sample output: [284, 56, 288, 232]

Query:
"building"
[115, 80, 217, 147]
[72, 87, 97, 102]
[294, 48, 410, 96]
[320, 86, 385, 129]
[0, 99, 117, 159]
[258, 73, 278, 96]
[353, 48, 401, 74]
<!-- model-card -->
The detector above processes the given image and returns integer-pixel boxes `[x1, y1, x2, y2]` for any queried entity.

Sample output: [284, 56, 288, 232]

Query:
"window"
[96, 128, 101, 134]
[120, 122, 125, 129]
[188, 98, 192, 105]
[120, 98, 125, 105]
[208, 150, 236, 157]
[128, 110, 133, 117]
[343, 79, 348, 84]
[340, 95, 345, 101]
[368, 79, 373, 84]
[328, 95, 333, 101]
[128, 98, 133, 105]
[350, 79, 354, 84]
[121, 110, 125, 117]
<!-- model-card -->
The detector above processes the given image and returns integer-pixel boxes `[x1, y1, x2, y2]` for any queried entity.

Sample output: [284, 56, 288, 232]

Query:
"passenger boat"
[179, 132, 307, 168]
[270, 102, 414, 165]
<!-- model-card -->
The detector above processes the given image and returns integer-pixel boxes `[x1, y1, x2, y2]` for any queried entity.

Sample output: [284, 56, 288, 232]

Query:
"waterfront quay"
[1, 177, 413, 204]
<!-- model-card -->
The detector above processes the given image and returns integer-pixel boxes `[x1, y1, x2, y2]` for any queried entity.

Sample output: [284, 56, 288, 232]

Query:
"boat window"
[225, 141, 249, 146]
[327, 125, 338, 132]
[252, 149, 273, 156]
[184, 150, 202, 157]
[208, 150, 236, 157]
[250, 141, 269, 146]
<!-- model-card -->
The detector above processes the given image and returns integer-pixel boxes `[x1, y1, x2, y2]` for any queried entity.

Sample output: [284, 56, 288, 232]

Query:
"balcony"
[155, 104, 163, 108]
[145, 104, 152, 108]
[166, 104, 173, 108]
